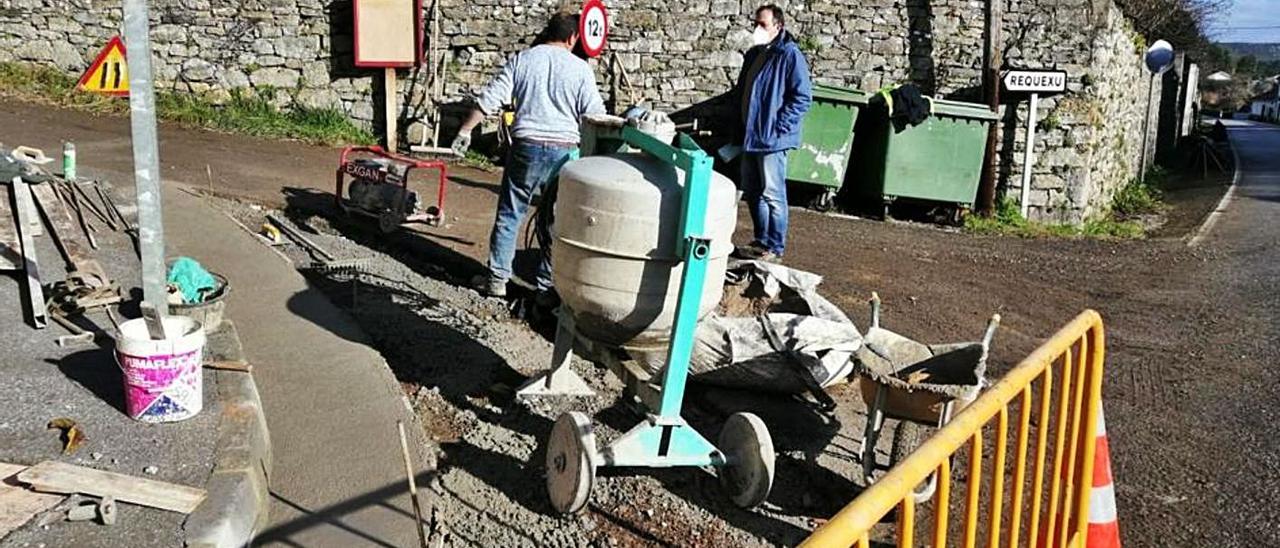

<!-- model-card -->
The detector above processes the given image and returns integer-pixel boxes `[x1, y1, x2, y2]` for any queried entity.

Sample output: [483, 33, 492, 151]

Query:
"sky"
[1211, 0, 1280, 43]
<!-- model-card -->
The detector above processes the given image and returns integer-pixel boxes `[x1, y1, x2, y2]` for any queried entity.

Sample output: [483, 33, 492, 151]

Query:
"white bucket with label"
[115, 316, 206, 423]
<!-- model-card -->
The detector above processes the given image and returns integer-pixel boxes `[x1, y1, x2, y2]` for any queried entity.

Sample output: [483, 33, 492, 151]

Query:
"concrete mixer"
[519, 115, 775, 514]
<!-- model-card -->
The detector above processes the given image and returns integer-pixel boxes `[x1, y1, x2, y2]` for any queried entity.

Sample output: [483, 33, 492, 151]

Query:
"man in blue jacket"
[732, 4, 812, 262]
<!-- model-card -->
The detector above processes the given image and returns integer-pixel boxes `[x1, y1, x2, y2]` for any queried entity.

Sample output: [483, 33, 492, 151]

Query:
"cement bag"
[632, 260, 861, 394]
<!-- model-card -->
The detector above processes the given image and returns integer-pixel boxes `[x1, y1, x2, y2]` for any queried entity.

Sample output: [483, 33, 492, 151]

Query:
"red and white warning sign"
[76, 36, 129, 96]
[578, 0, 608, 58]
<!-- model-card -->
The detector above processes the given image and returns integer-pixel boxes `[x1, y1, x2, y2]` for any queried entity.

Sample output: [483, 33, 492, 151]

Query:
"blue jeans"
[740, 150, 789, 255]
[488, 139, 575, 290]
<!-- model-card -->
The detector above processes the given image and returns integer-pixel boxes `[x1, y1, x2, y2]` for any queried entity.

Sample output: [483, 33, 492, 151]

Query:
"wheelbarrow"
[855, 292, 1000, 502]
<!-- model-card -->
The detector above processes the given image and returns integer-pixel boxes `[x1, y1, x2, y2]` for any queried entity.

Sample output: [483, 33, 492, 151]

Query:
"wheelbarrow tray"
[855, 326, 987, 424]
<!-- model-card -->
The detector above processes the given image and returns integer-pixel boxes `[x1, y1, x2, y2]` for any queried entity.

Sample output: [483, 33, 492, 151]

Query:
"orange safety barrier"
[802, 310, 1108, 548]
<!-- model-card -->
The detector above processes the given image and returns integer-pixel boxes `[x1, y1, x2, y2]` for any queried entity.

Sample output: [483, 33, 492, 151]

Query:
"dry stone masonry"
[0, 0, 1163, 222]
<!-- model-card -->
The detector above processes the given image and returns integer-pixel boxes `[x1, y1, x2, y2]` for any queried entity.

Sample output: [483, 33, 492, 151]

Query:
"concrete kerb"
[184, 321, 273, 548]
[1187, 138, 1243, 247]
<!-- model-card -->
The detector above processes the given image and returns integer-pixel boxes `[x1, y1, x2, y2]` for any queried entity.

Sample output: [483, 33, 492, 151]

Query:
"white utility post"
[1019, 92, 1040, 218]
[1002, 69, 1067, 218]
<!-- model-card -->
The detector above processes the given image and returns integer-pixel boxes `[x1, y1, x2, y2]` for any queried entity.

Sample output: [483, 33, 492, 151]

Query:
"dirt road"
[5, 100, 1277, 545]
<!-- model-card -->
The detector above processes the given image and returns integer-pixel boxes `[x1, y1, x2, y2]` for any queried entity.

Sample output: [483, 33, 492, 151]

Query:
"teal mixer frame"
[528, 117, 774, 514]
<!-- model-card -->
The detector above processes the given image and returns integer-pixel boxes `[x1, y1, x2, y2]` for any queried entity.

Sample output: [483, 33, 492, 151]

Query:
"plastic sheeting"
[633, 260, 862, 395]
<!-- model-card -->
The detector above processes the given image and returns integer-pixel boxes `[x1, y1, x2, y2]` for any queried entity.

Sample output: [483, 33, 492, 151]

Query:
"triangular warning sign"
[77, 36, 129, 96]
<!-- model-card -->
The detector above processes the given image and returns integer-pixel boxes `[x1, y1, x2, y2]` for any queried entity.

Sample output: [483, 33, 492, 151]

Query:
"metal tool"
[266, 213, 335, 261]
[334, 146, 448, 233]
[71, 181, 118, 231]
[50, 312, 95, 347]
[524, 121, 776, 514]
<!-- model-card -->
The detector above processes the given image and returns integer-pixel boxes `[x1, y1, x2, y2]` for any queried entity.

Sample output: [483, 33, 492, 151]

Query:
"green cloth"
[167, 257, 216, 304]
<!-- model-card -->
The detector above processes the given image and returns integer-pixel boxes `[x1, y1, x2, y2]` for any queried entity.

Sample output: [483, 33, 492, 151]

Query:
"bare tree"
[1115, 0, 1233, 55]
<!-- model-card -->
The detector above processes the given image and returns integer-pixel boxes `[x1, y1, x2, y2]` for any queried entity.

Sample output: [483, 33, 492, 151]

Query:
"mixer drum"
[553, 152, 738, 348]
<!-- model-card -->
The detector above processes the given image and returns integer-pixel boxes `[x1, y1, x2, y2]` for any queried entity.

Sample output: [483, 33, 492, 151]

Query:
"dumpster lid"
[930, 98, 999, 121]
[811, 83, 872, 105]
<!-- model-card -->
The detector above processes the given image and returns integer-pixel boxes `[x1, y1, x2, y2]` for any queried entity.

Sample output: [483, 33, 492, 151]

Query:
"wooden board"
[17, 461, 206, 514]
[0, 183, 19, 270]
[354, 0, 420, 67]
[0, 462, 64, 537]
[30, 183, 87, 270]
[12, 180, 47, 329]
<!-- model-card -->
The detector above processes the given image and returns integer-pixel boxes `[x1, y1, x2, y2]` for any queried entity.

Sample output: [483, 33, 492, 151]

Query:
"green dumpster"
[786, 84, 870, 211]
[850, 95, 998, 220]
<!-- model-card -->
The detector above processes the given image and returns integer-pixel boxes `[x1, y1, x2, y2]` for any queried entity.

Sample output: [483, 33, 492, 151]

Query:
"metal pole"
[1139, 73, 1155, 182]
[977, 0, 1002, 215]
[122, 0, 168, 314]
[1020, 93, 1039, 219]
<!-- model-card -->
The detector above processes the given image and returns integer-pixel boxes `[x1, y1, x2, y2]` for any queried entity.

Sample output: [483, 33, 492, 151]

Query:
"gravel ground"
[0, 182, 219, 547]
[209, 195, 901, 547]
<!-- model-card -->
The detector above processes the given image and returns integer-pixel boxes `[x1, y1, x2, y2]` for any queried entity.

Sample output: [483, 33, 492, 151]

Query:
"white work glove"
[451, 133, 472, 156]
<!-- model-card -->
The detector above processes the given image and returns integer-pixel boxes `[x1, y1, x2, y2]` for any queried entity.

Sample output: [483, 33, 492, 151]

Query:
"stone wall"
[0, 0, 1163, 223]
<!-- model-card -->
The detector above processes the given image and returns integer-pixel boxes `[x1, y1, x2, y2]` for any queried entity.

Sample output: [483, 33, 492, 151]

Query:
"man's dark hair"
[535, 12, 580, 45]
[756, 4, 785, 27]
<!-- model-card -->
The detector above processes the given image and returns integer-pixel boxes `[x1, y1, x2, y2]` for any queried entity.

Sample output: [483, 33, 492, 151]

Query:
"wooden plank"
[0, 183, 19, 270]
[12, 179, 47, 329]
[0, 462, 64, 537]
[205, 360, 253, 373]
[17, 461, 206, 514]
[30, 182, 88, 270]
[385, 67, 398, 151]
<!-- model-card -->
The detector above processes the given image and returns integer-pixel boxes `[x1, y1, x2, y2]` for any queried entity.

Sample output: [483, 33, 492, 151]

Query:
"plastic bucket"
[169, 272, 230, 333]
[115, 316, 206, 423]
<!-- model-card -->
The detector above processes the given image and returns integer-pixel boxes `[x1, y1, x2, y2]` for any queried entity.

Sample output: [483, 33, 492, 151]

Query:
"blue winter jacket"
[735, 30, 813, 153]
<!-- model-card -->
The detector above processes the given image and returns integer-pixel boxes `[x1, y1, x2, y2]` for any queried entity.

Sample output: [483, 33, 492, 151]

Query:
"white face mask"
[751, 26, 773, 46]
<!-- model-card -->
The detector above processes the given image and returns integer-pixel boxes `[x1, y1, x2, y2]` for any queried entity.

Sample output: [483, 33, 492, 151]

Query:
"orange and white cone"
[1086, 405, 1121, 548]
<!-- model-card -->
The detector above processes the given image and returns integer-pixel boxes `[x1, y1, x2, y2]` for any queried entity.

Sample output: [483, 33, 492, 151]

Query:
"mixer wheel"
[718, 412, 775, 508]
[545, 412, 596, 514]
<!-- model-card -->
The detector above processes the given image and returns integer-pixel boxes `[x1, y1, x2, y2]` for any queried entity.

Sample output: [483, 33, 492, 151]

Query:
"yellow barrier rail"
[803, 310, 1106, 548]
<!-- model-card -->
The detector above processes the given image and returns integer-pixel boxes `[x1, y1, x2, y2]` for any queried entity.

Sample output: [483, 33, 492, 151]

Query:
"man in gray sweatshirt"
[452, 12, 606, 298]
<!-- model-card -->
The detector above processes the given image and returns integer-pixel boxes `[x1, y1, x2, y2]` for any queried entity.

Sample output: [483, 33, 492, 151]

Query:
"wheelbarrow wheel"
[718, 412, 775, 508]
[545, 412, 596, 514]
[890, 421, 939, 503]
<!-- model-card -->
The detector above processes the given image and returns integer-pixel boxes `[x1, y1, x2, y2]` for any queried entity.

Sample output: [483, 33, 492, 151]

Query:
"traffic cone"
[1086, 404, 1121, 548]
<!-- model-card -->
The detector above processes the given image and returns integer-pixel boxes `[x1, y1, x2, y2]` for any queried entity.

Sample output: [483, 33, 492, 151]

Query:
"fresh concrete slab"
[163, 186, 433, 547]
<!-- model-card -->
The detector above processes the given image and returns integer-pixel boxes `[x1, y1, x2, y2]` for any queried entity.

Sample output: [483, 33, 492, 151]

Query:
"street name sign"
[1000, 69, 1068, 217]
[1002, 69, 1067, 94]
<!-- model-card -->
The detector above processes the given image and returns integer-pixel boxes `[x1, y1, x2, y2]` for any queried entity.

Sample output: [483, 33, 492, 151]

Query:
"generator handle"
[339, 145, 447, 170]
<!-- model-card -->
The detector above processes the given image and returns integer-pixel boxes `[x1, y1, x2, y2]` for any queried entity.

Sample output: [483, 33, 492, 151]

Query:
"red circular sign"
[578, 0, 609, 58]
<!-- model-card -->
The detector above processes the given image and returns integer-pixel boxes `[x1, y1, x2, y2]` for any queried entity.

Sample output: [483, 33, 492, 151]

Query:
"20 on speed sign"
[579, 0, 609, 58]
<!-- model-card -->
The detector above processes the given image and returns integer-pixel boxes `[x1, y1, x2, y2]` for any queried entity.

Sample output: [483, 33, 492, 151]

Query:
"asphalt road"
[1169, 119, 1280, 546]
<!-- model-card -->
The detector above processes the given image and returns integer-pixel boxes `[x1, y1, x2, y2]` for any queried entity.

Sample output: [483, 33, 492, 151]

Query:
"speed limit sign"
[579, 0, 609, 58]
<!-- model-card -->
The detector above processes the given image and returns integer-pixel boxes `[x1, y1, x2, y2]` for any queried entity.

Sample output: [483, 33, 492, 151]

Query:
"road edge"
[183, 322, 273, 548]
[1187, 138, 1243, 247]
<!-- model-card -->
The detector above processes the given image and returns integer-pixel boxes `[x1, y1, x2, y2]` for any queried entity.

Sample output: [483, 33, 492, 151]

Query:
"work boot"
[471, 274, 507, 298]
[732, 241, 769, 260]
[756, 251, 782, 264]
